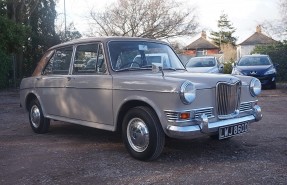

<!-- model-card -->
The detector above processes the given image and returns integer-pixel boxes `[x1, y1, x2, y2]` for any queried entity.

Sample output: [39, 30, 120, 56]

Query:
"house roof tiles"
[239, 32, 278, 46]
[185, 37, 219, 50]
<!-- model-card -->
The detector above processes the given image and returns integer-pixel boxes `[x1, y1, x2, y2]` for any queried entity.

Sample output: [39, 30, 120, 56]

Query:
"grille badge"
[250, 71, 257, 75]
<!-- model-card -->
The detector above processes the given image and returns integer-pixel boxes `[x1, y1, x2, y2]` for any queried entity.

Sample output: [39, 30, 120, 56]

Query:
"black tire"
[28, 99, 50, 134]
[270, 81, 276, 89]
[122, 106, 165, 161]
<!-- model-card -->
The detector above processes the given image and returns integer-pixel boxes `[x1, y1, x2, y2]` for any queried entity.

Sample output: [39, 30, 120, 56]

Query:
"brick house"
[237, 25, 278, 59]
[183, 31, 220, 57]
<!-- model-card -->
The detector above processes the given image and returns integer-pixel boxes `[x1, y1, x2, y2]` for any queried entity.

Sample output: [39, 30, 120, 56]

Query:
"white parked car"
[186, 56, 223, 73]
[20, 37, 262, 161]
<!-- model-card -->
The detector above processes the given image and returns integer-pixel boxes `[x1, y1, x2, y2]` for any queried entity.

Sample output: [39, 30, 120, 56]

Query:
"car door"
[65, 43, 113, 126]
[35, 46, 73, 117]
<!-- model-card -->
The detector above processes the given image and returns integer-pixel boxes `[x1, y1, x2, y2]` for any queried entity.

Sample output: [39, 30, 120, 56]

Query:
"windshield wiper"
[141, 65, 178, 71]
[163, 67, 177, 71]
[116, 67, 150, 72]
[140, 65, 152, 68]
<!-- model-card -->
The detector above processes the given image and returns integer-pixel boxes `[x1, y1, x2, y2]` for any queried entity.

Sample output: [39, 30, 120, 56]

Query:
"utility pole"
[64, 0, 67, 39]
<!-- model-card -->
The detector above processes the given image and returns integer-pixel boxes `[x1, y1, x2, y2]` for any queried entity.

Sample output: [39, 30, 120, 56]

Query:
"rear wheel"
[122, 106, 165, 161]
[28, 99, 50, 134]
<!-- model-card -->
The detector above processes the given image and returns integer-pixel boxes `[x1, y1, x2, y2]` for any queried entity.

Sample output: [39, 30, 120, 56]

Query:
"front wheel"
[270, 81, 276, 89]
[28, 99, 50, 134]
[122, 106, 165, 161]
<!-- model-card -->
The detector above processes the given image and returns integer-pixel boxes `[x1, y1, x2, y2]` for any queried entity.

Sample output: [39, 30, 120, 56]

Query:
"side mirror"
[219, 64, 224, 72]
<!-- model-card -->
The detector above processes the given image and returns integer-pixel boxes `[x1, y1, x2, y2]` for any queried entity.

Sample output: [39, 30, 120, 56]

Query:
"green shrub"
[223, 60, 234, 74]
[252, 42, 287, 82]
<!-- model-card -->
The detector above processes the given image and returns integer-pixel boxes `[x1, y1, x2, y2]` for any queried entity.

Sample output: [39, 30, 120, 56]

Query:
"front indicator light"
[180, 112, 190, 120]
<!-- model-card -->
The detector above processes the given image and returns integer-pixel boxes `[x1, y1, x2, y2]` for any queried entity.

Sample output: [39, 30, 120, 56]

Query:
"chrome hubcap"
[30, 105, 41, 128]
[127, 118, 149, 152]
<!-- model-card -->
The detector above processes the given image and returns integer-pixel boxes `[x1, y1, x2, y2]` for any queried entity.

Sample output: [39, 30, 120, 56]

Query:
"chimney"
[201, 30, 207, 39]
[256, 25, 262, 33]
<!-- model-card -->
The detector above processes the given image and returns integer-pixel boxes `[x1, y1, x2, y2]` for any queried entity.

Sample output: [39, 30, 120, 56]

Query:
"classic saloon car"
[20, 37, 262, 161]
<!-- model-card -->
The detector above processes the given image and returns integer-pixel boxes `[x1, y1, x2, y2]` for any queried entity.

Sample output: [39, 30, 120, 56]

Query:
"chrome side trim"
[45, 114, 115, 131]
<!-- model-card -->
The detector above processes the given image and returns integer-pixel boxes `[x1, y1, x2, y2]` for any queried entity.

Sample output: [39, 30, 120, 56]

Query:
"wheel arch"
[25, 93, 38, 111]
[115, 98, 162, 132]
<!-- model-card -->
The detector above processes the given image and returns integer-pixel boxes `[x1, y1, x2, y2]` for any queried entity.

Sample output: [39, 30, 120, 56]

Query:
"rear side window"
[43, 46, 73, 75]
[72, 43, 107, 75]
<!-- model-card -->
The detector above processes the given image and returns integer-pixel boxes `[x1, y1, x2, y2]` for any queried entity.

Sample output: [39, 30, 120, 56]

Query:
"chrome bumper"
[166, 105, 262, 139]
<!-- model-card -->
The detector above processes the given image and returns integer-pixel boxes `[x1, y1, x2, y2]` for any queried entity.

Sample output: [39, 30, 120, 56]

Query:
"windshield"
[108, 41, 184, 71]
[186, 57, 216, 67]
[237, 56, 271, 66]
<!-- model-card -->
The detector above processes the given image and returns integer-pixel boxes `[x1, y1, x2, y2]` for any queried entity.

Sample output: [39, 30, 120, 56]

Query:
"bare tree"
[260, 0, 287, 40]
[87, 0, 198, 39]
[280, 0, 287, 29]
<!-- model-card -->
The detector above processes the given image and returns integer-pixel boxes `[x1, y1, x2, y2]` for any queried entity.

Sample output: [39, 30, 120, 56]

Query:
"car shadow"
[44, 121, 255, 163]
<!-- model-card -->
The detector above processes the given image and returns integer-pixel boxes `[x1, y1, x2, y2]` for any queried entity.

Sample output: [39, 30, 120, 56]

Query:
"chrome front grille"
[216, 81, 241, 119]
[194, 108, 214, 119]
[165, 111, 179, 122]
[240, 102, 253, 112]
[165, 107, 214, 122]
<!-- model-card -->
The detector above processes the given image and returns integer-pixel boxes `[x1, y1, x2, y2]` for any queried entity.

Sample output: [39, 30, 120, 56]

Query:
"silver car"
[20, 37, 262, 161]
[186, 56, 223, 73]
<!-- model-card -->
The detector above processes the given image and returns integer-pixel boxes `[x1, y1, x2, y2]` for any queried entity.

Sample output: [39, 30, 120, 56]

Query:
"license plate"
[219, 122, 248, 140]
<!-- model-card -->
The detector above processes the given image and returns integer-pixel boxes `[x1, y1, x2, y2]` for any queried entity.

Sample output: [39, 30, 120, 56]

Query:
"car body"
[20, 37, 262, 161]
[185, 56, 223, 73]
[232, 54, 277, 89]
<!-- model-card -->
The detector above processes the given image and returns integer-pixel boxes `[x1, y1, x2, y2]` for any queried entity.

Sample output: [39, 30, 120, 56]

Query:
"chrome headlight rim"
[180, 81, 196, 105]
[250, 78, 261, 97]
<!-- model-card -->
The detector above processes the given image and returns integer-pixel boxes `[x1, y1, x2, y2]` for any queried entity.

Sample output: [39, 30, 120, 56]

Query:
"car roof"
[48, 36, 168, 51]
[190, 56, 215, 59]
[242, 54, 269, 57]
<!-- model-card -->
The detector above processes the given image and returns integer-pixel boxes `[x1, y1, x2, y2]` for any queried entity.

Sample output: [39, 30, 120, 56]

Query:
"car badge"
[250, 71, 257, 75]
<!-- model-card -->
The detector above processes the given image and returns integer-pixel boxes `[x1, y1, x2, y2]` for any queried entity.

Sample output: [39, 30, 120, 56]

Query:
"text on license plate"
[219, 122, 248, 140]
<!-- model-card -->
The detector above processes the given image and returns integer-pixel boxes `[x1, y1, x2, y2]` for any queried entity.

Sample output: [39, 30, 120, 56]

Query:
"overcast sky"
[56, 0, 282, 45]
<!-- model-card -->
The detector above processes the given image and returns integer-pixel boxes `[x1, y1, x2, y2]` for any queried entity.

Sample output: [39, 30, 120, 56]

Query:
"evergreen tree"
[0, 0, 60, 86]
[0, 16, 29, 88]
[210, 13, 237, 47]
[23, 0, 60, 77]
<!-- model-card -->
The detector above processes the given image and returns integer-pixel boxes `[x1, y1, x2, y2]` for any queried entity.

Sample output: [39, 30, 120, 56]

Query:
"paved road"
[0, 89, 286, 184]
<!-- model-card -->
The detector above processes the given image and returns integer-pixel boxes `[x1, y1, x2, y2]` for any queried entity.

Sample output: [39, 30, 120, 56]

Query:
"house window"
[196, 49, 207, 57]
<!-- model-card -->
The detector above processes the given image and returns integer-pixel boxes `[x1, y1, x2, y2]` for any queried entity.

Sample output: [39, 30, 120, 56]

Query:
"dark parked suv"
[232, 54, 277, 89]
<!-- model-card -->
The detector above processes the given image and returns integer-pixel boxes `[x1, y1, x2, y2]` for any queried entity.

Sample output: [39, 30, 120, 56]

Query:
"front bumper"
[166, 105, 262, 139]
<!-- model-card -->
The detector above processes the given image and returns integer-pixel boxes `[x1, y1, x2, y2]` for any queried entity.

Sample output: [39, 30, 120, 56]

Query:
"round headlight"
[250, 78, 261, 97]
[180, 81, 196, 104]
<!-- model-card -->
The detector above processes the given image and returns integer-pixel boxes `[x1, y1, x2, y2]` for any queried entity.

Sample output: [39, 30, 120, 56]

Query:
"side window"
[73, 43, 107, 75]
[43, 47, 73, 75]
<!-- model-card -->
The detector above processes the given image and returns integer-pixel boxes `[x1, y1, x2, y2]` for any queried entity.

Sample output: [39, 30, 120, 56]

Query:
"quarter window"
[43, 47, 73, 75]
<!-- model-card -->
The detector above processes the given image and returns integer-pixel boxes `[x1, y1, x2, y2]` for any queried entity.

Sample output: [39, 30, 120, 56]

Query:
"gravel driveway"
[0, 88, 286, 185]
